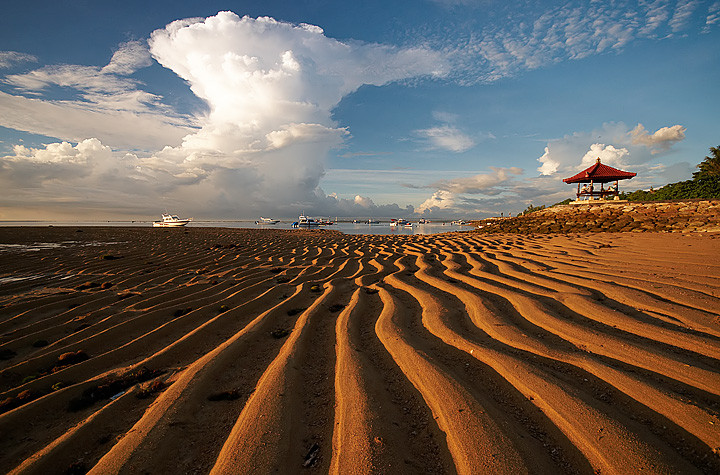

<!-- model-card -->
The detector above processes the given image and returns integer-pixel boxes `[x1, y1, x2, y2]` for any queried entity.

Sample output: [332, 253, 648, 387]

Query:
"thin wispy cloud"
[415, 125, 475, 152]
[441, 0, 713, 83]
[0, 51, 37, 69]
[3, 40, 165, 113]
[703, 1, 720, 31]
[670, 0, 701, 32]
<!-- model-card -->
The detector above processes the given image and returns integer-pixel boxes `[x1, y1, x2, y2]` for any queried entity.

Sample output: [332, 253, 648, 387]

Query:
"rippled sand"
[1, 227, 719, 474]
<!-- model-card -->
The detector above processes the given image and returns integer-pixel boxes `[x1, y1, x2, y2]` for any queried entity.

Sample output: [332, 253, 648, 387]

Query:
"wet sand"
[1, 226, 719, 474]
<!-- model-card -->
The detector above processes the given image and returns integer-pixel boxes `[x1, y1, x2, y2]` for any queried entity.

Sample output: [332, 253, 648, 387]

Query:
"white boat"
[291, 214, 319, 228]
[153, 213, 191, 227]
[366, 219, 379, 224]
[255, 217, 280, 225]
[390, 218, 409, 227]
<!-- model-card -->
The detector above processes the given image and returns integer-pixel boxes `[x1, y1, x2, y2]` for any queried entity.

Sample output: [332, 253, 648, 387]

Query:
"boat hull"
[153, 221, 189, 227]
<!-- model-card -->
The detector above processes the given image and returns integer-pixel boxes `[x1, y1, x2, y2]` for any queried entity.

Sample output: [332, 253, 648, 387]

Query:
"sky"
[0, 0, 718, 220]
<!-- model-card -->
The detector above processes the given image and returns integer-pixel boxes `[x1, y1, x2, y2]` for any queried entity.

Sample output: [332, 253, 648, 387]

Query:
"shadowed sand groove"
[1, 227, 719, 474]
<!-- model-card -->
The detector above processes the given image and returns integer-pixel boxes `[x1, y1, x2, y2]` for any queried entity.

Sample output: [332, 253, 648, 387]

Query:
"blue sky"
[0, 0, 718, 220]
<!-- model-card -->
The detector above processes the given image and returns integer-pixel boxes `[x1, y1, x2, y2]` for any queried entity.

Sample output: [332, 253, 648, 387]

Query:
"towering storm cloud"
[147, 12, 447, 214]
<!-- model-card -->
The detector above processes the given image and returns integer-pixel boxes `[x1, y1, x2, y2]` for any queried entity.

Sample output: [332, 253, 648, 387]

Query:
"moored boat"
[390, 218, 409, 227]
[291, 214, 319, 228]
[153, 213, 191, 227]
[255, 217, 280, 225]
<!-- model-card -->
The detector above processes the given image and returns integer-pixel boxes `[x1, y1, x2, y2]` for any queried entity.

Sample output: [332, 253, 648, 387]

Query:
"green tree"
[692, 145, 720, 179]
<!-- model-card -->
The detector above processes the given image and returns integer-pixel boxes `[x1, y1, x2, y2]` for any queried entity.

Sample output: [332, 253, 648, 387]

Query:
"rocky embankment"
[474, 199, 720, 234]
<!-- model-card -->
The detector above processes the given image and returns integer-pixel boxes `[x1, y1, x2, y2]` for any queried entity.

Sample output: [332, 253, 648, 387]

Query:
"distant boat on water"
[291, 214, 319, 228]
[153, 213, 191, 227]
[255, 217, 280, 225]
[390, 218, 410, 227]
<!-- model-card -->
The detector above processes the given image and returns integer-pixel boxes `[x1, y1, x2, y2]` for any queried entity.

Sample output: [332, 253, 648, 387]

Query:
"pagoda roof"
[563, 158, 637, 184]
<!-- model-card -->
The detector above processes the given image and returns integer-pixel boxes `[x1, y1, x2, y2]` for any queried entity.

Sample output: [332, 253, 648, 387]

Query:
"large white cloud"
[140, 12, 447, 215]
[630, 123, 686, 153]
[580, 143, 630, 167]
[0, 12, 448, 219]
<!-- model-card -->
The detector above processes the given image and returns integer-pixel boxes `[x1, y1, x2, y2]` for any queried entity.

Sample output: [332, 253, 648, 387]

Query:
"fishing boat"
[152, 213, 191, 227]
[291, 214, 319, 228]
[390, 218, 409, 227]
[255, 217, 280, 225]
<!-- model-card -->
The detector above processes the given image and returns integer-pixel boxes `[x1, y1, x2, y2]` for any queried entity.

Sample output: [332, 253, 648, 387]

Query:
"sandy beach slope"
[1, 226, 719, 474]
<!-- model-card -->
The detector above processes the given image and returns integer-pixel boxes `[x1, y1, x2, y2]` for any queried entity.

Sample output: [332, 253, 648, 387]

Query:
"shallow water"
[0, 221, 470, 235]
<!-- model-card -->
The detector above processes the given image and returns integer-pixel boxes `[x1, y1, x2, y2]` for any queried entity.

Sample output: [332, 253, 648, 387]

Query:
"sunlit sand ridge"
[1, 227, 719, 474]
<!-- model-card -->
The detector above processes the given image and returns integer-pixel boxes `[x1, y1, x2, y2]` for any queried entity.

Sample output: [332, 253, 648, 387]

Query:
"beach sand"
[1, 226, 719, 474]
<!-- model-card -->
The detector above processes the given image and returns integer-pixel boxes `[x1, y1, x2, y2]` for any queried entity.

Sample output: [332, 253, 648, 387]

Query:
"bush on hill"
[620, 146, 720, 201]
[620, 176, 720, 201]
[620, 145, 720, 201]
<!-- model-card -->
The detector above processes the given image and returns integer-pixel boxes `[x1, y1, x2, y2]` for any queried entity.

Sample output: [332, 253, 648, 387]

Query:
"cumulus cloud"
[0, 51, 37, 69]
[536, 122, 686, 179]
[630, 123, 686, 153]
[580, 143, 630, 167]
[10, 138, 111, 165]
[140, 12, 447, 214]
[417, 190, 456, 214]
[0, 12, 448, 219]
[353, 194, 376, 207]
[537, 147, 558, 176]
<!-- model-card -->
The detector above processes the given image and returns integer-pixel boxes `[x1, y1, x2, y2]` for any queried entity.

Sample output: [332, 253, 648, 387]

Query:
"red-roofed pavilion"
[563, 158, 636, 200]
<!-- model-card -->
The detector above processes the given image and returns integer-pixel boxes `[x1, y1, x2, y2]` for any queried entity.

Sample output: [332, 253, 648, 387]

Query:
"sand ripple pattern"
[1, 227, 719, 474]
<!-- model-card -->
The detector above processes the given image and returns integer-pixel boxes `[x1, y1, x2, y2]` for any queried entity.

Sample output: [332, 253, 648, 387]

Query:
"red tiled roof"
[563, 158, 637, 184]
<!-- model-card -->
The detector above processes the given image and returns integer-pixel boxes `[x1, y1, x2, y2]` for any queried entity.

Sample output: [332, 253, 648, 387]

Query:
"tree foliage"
[692, 145, 720, 179]
[620, 145, 720, 201]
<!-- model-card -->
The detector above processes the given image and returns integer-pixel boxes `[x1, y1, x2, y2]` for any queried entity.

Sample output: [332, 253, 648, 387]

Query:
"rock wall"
[474, 200, 720, 234]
